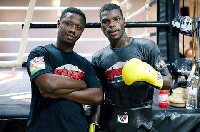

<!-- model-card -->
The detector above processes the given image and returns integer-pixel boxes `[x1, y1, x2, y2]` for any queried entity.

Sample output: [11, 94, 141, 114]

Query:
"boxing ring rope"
[0, 22, 56, 30]
[0, 21, 169, 30]
[0, 38, 108, 42]
[119, 0, 129, 6]
[0, 6, 100, 11]
[16, 0, 36, 68]
[0, 21, 170, 30]
[126, 0, 157, 21]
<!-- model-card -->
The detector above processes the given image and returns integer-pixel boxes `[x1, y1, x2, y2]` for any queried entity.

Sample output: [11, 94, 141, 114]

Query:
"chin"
[64, 40, 75, 46]
[109, 36, 120, 41]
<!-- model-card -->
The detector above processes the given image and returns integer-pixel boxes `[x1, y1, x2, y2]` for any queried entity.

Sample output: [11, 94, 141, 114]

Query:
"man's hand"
[122, 58, 163, 88]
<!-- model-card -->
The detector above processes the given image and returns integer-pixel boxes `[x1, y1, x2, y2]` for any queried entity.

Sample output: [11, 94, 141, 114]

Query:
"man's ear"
[100, 21, 104, 31]
[123, 18, 126, 26]
[57, 20, 60, 28]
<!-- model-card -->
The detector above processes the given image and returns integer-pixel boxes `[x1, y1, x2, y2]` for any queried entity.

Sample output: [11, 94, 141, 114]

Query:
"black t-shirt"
[26, 44, 102, 132]
[92, 38, 169, 107]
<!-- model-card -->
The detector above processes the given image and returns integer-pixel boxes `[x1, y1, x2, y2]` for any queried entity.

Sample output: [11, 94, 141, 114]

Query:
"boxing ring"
[0, 0, 200, 131]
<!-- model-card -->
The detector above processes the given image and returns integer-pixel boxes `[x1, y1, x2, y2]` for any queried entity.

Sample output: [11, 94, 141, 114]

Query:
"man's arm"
[162, 73, 172, 90]
[36, 73, 103, 105]
[41, 87, 103, 105]
[34, 73, 87, 95]
[89, 104, 102, 131]
[58, 88, 103, 105]
[90, 104, 101, 123]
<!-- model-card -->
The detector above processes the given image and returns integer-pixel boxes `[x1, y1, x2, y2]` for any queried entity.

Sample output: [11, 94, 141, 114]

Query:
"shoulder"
[92, 45, 110, 61]
[74, 52, 91, 64]
[28, 44, 53, 59]
[30, 44, 52, 53]
[133, 38, 158, 51]
[133, 38, 156, 47]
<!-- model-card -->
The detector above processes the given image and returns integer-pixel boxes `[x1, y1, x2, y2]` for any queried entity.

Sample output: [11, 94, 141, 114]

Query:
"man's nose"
[69, 24, 76, 32]
[109, 20, 116, 27]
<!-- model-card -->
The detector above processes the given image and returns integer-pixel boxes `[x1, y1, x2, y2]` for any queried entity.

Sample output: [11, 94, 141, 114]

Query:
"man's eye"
[76, 26, 82, 31]
[115, 18, 120, 21]
[102, 20, 108, 24]
[64, 21, 71, 26]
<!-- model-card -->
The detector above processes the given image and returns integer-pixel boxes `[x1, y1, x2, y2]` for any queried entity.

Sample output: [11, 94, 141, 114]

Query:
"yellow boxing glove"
[122, 58, 163, 88]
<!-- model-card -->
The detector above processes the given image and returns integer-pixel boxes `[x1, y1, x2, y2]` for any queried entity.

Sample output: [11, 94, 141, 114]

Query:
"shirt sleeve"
[149, 42, 169, 76]
[83, 60, 102, 88]
[26, 46, 52, 81]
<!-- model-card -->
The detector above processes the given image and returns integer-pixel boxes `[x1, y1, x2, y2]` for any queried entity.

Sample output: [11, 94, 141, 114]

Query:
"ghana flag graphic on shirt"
[30, 56, 45, 75]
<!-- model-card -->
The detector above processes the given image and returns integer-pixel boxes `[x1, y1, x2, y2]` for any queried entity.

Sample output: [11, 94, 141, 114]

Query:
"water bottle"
[186, 75, 198, 110]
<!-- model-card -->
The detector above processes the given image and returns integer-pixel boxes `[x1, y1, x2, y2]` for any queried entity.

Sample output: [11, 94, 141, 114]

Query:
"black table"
[152, 89, 200, 132]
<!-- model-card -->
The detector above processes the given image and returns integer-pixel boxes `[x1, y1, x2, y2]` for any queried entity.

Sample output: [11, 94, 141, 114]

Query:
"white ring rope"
[0, 53, 93, 57]
[119, 0, 129, 6]
[0, 6, 100, 11]
[0, 61, 17, 68]
[126, 0, 156, 21]
[0, 38, 108, 42]
[0, 53, 29, 57]
[16, 0, 36, 68]
[140, 0, 150, 38]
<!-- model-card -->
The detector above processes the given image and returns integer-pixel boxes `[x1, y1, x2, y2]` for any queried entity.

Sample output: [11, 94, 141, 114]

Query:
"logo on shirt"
[156, 72, 162, 82]
[30, 56, 45, 75]
[155, 59, 167, 71]
[117, 115, 128, 123]
[105, 62, 126, 83]
[54, 64, 84, 80]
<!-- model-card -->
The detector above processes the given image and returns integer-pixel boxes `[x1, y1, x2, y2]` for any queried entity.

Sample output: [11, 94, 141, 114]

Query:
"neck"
[110, 34, 131, 48]
[56, 39, 74, 52]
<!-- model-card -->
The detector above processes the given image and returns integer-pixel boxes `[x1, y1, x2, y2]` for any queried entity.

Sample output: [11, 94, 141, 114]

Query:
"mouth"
[108, 30, 119, 36]
[66, 34, 75, 40]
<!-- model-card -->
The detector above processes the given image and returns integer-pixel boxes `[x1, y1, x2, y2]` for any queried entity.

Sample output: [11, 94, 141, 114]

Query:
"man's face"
[58, 12, 85, 45]
[100, 9, 125, 40]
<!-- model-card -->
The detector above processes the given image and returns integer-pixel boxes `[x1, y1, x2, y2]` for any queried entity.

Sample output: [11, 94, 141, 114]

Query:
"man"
[90, 3, 172, 132]
[26, 7, 103, 132]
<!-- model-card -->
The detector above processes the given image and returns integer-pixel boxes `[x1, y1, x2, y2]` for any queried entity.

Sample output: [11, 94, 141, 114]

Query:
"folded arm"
[57, 88, 103, 105]
[34, 73, 87, 95]
[35, 73, 103, 105]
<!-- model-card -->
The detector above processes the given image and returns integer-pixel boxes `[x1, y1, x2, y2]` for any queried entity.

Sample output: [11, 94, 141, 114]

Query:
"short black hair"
[60, 7, 86, 26]
[99, 3, 123, 20]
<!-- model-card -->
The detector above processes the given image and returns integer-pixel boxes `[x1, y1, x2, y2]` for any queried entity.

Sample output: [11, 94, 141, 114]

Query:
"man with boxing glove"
[90, 3, 172, 132]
